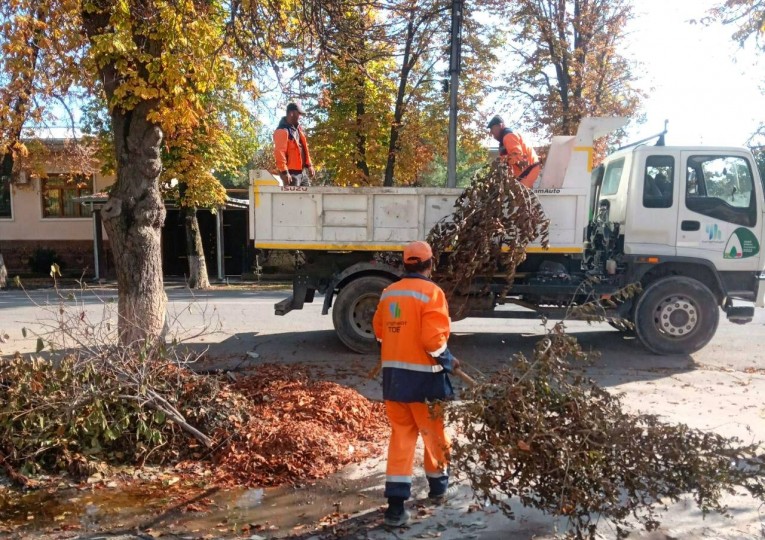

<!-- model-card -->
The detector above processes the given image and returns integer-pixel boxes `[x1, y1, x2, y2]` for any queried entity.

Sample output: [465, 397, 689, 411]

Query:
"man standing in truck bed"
[273, 102, 315, 186]
[372, 240, 460, 527]
[488, 115, 540, 188]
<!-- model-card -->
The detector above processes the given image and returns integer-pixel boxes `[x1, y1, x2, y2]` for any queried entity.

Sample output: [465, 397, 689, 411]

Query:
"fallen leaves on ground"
[212, 364, 388, 487]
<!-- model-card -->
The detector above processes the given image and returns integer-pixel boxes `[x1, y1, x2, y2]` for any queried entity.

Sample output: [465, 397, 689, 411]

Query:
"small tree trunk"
[383, 11, 416, 187]
[101, 102, 167, 345]
[184, 206, 210, 289]
[355, 75, 370, 182]
[0, 253, 7, 289]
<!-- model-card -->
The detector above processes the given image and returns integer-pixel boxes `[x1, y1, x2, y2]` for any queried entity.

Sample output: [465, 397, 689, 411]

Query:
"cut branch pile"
[0, 357, 386, 488]
[214, 364, 388, 487]
[0, 292, 388, 489]
[428, 159, 550, 313]
[449, 322, 765, 538]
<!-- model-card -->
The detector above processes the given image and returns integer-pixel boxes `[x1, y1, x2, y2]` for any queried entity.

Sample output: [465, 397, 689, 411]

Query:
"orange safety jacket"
[273, 117, 312, 174]
[499, 128, 540, 187]
[373, 273, 455, 403]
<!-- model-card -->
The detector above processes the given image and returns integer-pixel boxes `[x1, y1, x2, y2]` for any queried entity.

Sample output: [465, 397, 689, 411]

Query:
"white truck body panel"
[250, 185, 586, 253]
[248, 117, 631, 255]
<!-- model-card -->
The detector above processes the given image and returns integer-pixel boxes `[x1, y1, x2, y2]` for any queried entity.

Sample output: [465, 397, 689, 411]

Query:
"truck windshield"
[601, 158, 625, 196]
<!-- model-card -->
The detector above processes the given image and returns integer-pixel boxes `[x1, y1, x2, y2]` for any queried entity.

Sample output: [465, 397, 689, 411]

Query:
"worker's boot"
[428, 483, 458, 505]
[383, 497, 410, 527]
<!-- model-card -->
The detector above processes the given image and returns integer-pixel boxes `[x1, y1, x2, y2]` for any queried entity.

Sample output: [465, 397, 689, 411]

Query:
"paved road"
[3, 287, 765, 537]
[2, 286, 763, 374]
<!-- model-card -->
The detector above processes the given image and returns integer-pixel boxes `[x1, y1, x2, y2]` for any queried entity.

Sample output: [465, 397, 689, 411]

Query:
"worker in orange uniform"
[273, 102, 315, 186]
[488, 115, 540, 188]
[372, 240, 460, 527]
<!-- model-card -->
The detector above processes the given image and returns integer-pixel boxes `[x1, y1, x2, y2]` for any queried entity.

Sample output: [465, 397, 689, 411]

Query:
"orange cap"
[403, 241, 433, 263]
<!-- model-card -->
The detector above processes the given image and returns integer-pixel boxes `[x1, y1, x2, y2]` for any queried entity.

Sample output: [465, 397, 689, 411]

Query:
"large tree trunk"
[184, 206, 210, 289]
[82, 3, 167, 345]
[100, 102, 167, 344]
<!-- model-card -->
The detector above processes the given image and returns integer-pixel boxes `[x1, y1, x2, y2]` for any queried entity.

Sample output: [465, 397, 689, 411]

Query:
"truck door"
[678, 152, 761, 271]
[625, 153, 680, 256]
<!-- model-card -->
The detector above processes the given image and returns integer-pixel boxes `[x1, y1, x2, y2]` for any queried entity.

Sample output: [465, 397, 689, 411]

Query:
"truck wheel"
[634, 276, 719, 355]
[332, 276, 393, 354]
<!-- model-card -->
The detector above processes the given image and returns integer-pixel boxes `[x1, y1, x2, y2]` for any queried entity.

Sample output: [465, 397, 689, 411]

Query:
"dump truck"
[248, 118, 765, 355]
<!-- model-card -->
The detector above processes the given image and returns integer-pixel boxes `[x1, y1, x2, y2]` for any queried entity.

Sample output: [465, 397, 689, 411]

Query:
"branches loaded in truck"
[249, 118, 765, 356]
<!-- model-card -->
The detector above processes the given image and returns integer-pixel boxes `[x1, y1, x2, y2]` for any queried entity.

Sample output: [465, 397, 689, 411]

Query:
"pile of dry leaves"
[213, 364, 388, 487]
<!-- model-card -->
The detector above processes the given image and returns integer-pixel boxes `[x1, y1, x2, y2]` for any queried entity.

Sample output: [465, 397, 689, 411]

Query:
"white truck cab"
[592, 141, 765, 353]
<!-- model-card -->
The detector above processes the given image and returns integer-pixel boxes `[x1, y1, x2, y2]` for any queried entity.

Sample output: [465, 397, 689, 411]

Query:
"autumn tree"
[711, 0, 765, 142]
[300, 0, 498, 186]
[499, 0, 642, 148]
[309, 8, 395, 185]
[163, 88, 258, 289]
[0, 0, 85, 287]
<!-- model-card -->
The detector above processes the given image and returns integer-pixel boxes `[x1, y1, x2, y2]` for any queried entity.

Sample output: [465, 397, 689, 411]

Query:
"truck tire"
[634, 276, 719, 355]
[332, 275, 393, 353]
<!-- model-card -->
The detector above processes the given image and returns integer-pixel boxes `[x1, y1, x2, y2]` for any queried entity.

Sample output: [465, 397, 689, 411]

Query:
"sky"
[623, 0, 764, 147]
[31, 1, 765, 151]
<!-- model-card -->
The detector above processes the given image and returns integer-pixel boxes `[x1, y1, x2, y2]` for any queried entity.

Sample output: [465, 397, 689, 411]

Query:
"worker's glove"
[452, 357, 461, 372]
[279, 171, 292, 185]
[435, 349, 457, 373]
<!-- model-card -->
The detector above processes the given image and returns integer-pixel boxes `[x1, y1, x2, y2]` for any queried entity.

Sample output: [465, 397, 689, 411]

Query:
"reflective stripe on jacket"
[499, 128, 540, 187]
[373, 274, 454, 402]
[273, 117, 312, 174]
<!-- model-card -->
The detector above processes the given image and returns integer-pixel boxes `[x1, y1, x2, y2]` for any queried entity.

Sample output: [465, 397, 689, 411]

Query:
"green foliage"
[417, 146, 488, 188]
[0, 349, 244, 476]
[450, 321, 765, 538]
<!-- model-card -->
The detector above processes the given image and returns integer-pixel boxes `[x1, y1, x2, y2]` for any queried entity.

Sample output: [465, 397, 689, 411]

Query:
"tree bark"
[0, 254, 7, 289]
[184, 206, 210, 289]
[355, 92, 370, 181]
[83, 4, 167, 345]
[100, 102, 167, 345]
[383, 12, 417, 187]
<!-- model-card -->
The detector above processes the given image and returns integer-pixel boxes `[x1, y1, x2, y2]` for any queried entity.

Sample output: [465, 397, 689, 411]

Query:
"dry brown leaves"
[428, 159, 549, 316]
[213, 364, 388, 487]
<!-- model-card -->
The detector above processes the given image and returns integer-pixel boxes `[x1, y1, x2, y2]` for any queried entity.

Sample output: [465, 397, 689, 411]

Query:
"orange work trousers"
[384, 400, 450, 500]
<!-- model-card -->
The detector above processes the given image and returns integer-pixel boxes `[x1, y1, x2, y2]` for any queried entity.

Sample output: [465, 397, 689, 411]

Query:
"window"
[0, 176, 10, 218]
[685, 155, 756, 227]
[601, 158, 625, 196]
[41, 174, 93, 218]
[643, 155, 674, 209]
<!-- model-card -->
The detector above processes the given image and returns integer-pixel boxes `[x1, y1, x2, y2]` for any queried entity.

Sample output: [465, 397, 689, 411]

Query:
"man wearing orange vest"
[372, 240, 460, 527]
[273, 102, 315, 187]
[488, 115, 541, 188]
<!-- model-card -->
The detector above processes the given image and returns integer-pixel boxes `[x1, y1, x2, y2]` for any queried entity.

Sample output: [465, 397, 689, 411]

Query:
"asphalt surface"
[1, 286, 763, 376]
[3, 287, 765, 538]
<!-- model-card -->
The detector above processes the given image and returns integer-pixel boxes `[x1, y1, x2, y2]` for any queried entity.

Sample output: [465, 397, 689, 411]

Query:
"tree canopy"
[497, 0, 643, 155]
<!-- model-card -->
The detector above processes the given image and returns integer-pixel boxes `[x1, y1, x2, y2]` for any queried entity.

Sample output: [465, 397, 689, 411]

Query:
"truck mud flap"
[274, 275, 315, 316]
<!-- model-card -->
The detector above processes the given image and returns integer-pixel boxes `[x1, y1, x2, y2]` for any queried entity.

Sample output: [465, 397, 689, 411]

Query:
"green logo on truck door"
[723, 228, 760, 259]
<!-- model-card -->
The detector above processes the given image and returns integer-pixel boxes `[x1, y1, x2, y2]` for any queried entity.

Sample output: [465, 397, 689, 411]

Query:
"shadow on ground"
[189, 327, 695, 399]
